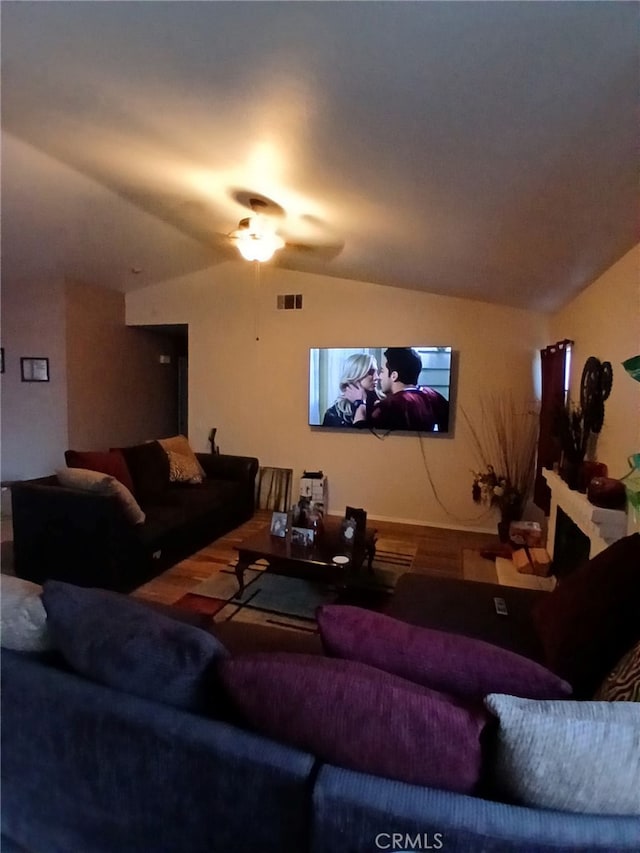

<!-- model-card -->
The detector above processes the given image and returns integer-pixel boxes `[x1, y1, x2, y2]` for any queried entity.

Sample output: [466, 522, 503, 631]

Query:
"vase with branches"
[463, 394, 539, 541]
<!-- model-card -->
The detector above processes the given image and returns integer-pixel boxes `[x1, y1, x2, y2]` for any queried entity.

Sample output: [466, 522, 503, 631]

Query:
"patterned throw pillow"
[158, 435, 205, 483]
[165, 449, 203, 484]
[594, 641, 640, 701]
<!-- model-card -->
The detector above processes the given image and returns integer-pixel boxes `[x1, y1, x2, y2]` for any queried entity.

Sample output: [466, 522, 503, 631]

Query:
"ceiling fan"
[228, 192, 344, 263]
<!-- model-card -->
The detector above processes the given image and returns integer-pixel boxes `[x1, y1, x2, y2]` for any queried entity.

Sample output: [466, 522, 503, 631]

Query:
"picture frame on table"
[344, 506, 367, 542]
[270, 511, 288, 538]
[291, 526, 314, 547]
[20, 357, 49, 383]
[341, 517, 357, 545]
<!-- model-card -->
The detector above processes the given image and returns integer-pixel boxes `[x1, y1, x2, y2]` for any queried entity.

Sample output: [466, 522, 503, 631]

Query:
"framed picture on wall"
[20, 357, 49, 382]
[0, 348, 4, 374]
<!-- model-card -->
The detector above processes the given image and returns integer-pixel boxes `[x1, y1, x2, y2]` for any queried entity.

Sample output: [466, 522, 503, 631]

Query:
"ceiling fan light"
[231, 214, 284, 262]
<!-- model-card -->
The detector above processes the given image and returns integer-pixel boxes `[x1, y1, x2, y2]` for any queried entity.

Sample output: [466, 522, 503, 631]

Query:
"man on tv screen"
[354, 347, 449, 432]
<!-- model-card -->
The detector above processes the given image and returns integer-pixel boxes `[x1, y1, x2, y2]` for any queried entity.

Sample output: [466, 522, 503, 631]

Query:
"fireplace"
[552, 507, 591, 578]
[542, 469, 627, 575]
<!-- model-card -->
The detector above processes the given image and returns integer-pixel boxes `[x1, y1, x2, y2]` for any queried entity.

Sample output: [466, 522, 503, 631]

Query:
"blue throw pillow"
[43, 581, 227, 712]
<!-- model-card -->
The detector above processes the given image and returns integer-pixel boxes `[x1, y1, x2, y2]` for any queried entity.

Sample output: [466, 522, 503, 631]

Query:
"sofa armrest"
[11, 478, 144, 590]
[196, 453, 259, 483]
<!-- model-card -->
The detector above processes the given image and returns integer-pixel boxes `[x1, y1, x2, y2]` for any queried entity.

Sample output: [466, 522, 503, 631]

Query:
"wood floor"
[133, 510, 499, 606]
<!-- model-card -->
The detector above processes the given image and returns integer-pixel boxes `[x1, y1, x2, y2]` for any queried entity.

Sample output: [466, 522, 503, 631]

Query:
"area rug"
[174, 537, 417, 632]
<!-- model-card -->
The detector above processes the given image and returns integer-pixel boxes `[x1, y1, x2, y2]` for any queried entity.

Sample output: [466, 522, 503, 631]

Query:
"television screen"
[309, 346, 452, 433]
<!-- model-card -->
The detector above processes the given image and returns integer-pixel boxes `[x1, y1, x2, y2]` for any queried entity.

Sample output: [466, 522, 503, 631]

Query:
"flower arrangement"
[471, 465, 523, 517]
[463, 394, 539, 523]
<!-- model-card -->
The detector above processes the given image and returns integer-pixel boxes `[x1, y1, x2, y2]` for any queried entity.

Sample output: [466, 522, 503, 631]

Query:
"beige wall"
[551, 244, 640, 480]
[127, 262, 549, 530]
[0, 276, 68, 481]
[0, 277, 181, 481]
[65, 281, 179, 450]
[550, 244, 640, 533]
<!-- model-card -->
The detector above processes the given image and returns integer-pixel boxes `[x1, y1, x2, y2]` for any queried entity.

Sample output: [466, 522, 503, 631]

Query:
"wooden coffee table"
[234, 516, 377, 595]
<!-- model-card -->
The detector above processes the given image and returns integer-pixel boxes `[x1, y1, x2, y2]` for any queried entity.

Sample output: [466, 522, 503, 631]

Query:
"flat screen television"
[309, 346, 453, 433]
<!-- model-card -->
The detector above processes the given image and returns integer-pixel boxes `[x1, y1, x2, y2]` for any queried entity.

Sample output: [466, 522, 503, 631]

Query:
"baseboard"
[325, 511, 493, 535]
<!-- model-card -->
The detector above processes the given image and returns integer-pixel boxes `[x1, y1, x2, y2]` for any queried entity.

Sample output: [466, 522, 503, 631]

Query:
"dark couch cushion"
[42, 581, 227, 712]
[218, 653, 488, 793]
[136, 504, 189, 548]
[165, 479, 245, 517]
[317, 605, 571, 701]
[113, 441, 170, 505]
[65, 449, 135, 493]
[532, 533, 640, 698]
[387, 574, 546, 661]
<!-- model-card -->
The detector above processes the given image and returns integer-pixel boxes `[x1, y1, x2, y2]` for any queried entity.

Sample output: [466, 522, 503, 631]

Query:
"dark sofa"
[11, 451, 259, 593]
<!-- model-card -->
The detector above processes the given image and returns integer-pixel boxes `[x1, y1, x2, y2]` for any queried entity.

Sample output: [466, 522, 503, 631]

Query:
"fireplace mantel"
[543, 469, 627, 558]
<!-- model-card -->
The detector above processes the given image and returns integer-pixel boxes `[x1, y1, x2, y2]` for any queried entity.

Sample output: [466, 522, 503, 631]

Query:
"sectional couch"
[11, 439, 259, 593]
[2, 533, 639, 853]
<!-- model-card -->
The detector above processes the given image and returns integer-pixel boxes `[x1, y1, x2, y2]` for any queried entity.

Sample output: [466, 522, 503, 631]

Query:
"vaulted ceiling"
[2, 1, 637, 312]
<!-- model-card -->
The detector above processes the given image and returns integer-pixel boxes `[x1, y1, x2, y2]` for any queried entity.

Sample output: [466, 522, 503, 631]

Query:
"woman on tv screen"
[321, 352, 381, 427]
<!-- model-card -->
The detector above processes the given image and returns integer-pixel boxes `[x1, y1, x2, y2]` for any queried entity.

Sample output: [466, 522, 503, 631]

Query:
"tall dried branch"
[462, 394, 539, 504]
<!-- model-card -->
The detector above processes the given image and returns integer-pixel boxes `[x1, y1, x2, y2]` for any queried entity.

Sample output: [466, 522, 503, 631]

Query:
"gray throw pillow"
[56, 467, 145, 525]
[485, 694, 640, 815]
[0, 574, 52, 651]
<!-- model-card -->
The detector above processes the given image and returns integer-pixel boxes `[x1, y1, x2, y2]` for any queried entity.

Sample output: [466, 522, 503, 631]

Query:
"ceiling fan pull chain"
[254, 260, 261, 342]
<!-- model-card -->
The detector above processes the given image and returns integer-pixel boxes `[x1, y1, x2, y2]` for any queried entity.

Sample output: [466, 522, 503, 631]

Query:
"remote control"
[494, 596, 508, 616]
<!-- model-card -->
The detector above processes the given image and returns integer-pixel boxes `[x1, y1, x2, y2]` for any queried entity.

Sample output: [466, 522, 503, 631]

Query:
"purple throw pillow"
[218, 653, 488, 793]
[43, 581, 227, 712]
[317, 605, 572, 700]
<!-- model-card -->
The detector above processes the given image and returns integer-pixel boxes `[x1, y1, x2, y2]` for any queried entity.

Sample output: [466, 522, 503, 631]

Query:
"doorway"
[135, 323, 188, 436]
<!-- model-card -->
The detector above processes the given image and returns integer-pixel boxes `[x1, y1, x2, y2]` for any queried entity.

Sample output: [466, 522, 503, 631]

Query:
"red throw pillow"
[65, 449, 135, 494]
[532, 533, 640, 698]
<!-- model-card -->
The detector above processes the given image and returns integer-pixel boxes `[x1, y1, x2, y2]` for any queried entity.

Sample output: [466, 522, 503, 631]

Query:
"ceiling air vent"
[277, 294, 303, 310]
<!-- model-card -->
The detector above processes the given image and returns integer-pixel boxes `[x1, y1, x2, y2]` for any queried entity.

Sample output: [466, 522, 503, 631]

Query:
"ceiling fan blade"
[283, 240, 344, 261]
[229, 189, 285, 218]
